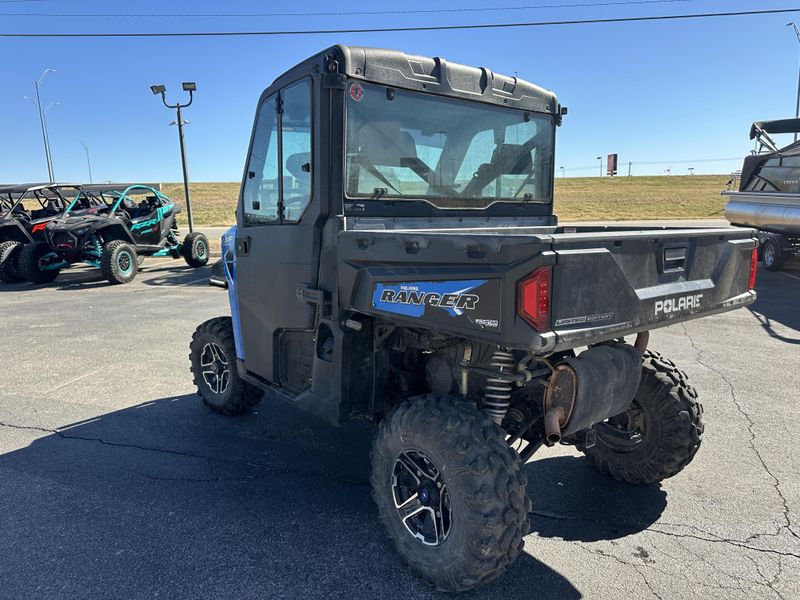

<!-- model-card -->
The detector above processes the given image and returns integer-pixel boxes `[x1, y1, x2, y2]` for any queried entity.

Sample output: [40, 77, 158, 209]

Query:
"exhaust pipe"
[634, 331, 650, 354]
[544, 406, 565, 445]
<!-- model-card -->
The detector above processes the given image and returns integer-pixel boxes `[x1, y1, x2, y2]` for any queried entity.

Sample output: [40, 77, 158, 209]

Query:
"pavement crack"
[529, 509, 800, 559]
[573, 542, 664, 600]
[646, 526, 800, 560]
[680, 323, 799, 542]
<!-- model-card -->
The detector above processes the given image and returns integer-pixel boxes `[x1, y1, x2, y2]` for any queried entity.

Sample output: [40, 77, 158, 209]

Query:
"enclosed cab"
[190, 46, 757, 592]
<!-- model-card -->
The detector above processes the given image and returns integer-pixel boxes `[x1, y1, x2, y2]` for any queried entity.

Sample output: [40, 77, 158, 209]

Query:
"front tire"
[762, 238, 784, 271]
[20, 241, 60, 284]
[583, 350, 704, 484]
[371, 394, 530, 592]
[0, 240, 24, 283]
[101, 240, 138, 284]
[190, 316, 262, 415]
[182, 232, 210, 268]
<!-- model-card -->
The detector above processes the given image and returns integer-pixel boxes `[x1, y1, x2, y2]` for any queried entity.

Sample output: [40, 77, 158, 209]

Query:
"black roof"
[0, 183, 61, 197]
[271, 45, 559, 116]
[750, 118, 800, 139]
[0, 183, 158, 195]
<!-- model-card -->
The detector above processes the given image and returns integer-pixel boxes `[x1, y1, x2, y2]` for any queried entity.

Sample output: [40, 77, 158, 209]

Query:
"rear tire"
[0, 240, 24, 283]
[182, 232, 210, 268]
[190, 316, 262, 415]
[101, 240, 138, 284]
[762, 238, 784, 271]
[371, 394, 530, 592]
[583, 350, 704, 484]
[19, 241, 60, 284]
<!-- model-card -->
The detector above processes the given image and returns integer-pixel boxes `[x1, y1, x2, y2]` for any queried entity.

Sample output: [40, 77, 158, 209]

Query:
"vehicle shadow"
[0, 394, 580, 599]
[0, 263, 214, 291]
[524, 455, 667, 542]
[138, 262, 213, 287]
[747, 264, 800, 344]
[0, 267, 108, 291]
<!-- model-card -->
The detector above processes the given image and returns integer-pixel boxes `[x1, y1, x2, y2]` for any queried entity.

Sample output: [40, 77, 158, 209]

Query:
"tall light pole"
[24, 98, 59, 181]
[788, 22, 800, 142]
[151, 82, 196, 233]
[79, 140, 93, 183]
[41, 101, 58, 180]
[560, 166, 565, 178]
[27, 68, 56, 182]
[596, 156, 603, 177]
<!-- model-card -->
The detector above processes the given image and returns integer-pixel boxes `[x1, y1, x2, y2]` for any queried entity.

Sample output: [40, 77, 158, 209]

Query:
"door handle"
[236, 236, 251, 257]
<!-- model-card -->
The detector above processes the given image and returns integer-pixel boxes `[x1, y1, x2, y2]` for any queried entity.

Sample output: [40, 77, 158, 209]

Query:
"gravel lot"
[0, 257, 798, 600]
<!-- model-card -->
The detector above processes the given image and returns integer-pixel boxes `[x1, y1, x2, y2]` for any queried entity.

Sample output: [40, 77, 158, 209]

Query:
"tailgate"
[548, 227, 756, 348]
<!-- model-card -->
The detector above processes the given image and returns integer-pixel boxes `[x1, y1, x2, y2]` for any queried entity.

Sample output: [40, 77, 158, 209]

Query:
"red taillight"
[748, 247, 758, 290]
[518, 266, 551, 331]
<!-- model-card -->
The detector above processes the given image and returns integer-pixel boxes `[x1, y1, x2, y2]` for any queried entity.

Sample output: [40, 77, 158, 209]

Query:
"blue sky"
[1, 0, 800, 183]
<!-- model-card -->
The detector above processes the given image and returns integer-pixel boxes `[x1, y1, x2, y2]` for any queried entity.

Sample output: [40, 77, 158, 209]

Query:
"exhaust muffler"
[543, 342, 644, 445]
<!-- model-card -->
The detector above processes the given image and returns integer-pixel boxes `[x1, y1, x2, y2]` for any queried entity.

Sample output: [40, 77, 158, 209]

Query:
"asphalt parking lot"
[1, 257, 799, 600]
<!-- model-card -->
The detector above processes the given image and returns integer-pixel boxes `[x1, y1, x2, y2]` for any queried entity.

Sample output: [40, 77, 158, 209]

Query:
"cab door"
[234, 78, 318, 384]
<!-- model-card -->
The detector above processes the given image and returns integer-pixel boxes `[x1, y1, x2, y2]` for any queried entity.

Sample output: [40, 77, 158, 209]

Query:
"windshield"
[345, 82, 553, 208]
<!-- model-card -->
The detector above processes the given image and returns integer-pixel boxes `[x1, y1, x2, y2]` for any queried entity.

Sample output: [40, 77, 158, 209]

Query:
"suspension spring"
[483, 350, 516, 424]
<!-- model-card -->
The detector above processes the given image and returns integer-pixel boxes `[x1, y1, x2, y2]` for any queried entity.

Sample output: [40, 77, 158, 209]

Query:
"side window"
[241, 79, 312, 226]
[243, 94, 280, 224]
[281, 79, 312, 223]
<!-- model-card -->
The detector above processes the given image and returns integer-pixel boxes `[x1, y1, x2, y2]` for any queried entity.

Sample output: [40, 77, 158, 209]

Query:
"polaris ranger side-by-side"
[25, 184, 209, 285]
[189, 46, 758, 592]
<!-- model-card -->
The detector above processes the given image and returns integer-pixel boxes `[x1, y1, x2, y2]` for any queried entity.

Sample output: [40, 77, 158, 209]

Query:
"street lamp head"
[150, 84, 166, 95]
[182, 82, 196, 92]
[36, 68, 56, 87]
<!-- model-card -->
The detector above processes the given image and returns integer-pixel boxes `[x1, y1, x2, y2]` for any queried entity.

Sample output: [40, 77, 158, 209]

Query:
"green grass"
[553, 175, 729, 221]
[161, 175, 731, 228]
[160, 182, 239, 228]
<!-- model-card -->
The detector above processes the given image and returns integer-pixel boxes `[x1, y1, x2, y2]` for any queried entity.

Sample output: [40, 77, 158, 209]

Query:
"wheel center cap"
[418, 483, 438, 507]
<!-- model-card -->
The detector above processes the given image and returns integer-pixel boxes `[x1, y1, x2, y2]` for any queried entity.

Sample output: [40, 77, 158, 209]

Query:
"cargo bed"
[338, 225, 757, 354]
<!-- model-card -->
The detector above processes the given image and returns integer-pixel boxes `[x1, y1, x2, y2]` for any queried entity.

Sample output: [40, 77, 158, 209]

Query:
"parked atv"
[0, 183, 78, 283]
[24, 184, 209, 285]
[188, 46, 758, 592]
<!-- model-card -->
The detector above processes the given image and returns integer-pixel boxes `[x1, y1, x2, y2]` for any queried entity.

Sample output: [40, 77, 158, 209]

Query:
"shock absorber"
[483, 350, 516, 424]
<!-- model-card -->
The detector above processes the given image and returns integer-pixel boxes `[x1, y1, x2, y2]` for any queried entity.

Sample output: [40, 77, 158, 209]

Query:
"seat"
[46, 199, 60, 215]
[284, 152, 312, 214]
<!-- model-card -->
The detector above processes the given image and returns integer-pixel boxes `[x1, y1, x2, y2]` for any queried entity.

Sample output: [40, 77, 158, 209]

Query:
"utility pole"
[151, 82, 196, 233]
[27, 68, 56, 182]
[628, 161, 632, 177]
[79, 140, 93, 183]
[788, 22, 800, 142]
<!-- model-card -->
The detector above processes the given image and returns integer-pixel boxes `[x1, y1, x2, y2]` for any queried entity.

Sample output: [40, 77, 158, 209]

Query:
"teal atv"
[22, 184, 209, 285]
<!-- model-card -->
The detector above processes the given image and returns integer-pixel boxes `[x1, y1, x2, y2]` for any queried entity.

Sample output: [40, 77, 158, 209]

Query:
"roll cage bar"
[62, 184, 167, 215]
[0, 183, 83, 217]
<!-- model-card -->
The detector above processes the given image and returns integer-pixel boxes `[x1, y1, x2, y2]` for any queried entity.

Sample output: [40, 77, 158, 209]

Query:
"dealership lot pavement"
[0, 258, 798, 600]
